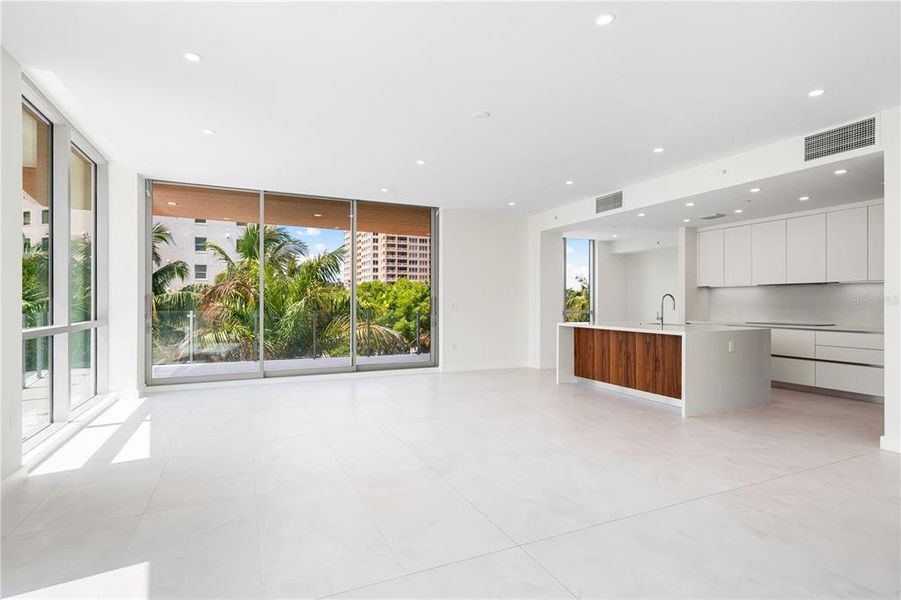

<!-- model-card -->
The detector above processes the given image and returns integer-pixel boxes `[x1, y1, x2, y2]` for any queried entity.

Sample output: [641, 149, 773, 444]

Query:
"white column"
[1, 51, 24, 478]
[882, 106, 900, 453]
[106, 165, 145, 398]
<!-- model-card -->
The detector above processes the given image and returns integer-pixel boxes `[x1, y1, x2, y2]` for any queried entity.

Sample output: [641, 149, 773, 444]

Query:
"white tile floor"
[1, 368, 898, 599]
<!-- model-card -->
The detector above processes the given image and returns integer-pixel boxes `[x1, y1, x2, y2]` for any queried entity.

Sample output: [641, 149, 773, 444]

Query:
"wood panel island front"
[557, 322, 772, 417]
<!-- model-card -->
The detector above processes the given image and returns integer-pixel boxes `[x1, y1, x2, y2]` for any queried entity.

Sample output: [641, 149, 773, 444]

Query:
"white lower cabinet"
[815, 362, 884, 396]
[771, 329, 815, 358]
[772, 357, 815, 386]
[769, 328, 884, 396]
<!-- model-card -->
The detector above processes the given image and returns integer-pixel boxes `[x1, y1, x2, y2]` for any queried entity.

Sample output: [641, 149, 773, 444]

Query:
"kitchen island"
[557, 322, 771, 417]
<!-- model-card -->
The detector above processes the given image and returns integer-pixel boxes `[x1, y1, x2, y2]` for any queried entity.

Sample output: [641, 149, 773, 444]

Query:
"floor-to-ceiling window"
[149, 183, 261, 381]
[21, 91, 106, 442]
[21, 103, 53, 438]
[262, 193, 353, 373]
[354, 201, 433, 366]
[563, 238, 594, 323]
[147, 181, 437, 383]
[69, 145, 96, 409]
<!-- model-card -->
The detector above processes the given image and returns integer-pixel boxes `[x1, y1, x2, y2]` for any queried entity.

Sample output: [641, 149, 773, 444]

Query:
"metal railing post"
[188, 310, 195, 363]
[415, 308, 421, 354]
[312, 311, 318, 358]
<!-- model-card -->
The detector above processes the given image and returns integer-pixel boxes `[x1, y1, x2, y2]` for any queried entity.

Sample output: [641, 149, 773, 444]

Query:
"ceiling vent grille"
[596, 191, 623, 213]
[701, 212, 727, 220]
[804, 117, 876, 161]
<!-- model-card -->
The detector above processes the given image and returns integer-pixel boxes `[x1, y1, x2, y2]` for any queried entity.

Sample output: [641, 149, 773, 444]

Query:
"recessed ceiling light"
[167, 201, 177, 206]
[507, 201, 516, 206]
[808, 89, 825, 98]
[682, 218, 691, 223]
[613, 234, 619, 238]
[380, 188, 389, 193]
[596, 13, 616, 26]
[750, 187, 760, 193]
[474, 110, 492, 119]
[685, 202, 695, 207]
[799, 196, 810, 201]
[184, 52, 203, 62]
[223, 217, 230, 220]
[652, 147, 665, 153]
[834, 168, 848, 175]
[734, 209, 743, 213]
[313, 213, 322, 217]
[201, 128, 216, 135]
[416, 159, 426, 166]
[637, 213, 646, 217]
[565, 180, 574, 185]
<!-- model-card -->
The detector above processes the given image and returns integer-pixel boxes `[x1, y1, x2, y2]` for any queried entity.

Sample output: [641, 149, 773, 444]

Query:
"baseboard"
[881, 434, 900, 453]
[439, 360, 529, 373]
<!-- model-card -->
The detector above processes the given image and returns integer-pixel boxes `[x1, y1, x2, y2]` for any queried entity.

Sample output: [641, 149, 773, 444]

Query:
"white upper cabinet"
[723, 226, 752, 287]
[827, 207, 868, 282]
[697, 229, 724, 287]
[786, 214, 826, 283]
[868, 204, 884, 281]
[751, 220, 786, 285]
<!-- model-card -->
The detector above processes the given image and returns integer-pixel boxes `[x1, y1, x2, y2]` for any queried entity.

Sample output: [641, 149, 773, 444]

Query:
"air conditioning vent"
[805, 117, 876, 161]
[596, 191, 623, 213]
[701, 213, 727, 220]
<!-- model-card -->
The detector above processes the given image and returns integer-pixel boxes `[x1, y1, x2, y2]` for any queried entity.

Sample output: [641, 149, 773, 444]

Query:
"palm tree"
[196, 223, 403, 362]
[21, 244, 49, 328]
[150, 223, 195, 362]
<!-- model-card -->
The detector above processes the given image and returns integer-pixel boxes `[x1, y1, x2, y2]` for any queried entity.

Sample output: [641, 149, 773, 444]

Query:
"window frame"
[20, 78, 108, 448]
[562, 237, 595, 323]
[144, 180, 439, 385]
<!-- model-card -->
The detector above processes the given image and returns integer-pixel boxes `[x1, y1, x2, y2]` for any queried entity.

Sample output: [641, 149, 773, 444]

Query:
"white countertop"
[688, 321, 884, 334]
[558, 321, 763, 336]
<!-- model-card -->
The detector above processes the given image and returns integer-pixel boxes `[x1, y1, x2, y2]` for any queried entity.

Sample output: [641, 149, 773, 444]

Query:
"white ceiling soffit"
[2, 1, 898, 213]
[569, 151, 885, 237]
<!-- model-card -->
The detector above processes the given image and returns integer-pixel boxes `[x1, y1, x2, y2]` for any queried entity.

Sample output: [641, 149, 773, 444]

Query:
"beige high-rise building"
[343, 231, 431, 285]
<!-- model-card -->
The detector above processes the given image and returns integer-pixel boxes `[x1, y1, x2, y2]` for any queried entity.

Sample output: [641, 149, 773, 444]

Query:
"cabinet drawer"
[772, 357, 815, 386]
[815, 362, 884, 396]
[815, 346, 884, 366]
[814, 331, 884, 350]
[771, 329, 815, 358]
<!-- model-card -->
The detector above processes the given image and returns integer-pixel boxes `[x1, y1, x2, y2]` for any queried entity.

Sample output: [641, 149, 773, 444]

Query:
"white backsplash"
[707, 282, 884, 327]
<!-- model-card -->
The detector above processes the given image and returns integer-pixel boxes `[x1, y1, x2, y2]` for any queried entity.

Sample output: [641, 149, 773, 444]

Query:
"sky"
[285, 226, 345, 257]
[565, 238, 590, 290]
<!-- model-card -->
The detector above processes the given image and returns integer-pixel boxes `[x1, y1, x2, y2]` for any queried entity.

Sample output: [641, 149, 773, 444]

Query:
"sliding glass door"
[354, 201, 433, 367]
[147, 182, 437, 384]
[149, 183, 261, 381]
[262, 193, 352, 373]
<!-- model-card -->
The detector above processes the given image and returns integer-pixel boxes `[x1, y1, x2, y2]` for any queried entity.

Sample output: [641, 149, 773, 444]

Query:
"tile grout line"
[304, 398, 409, 585]
[519, 448, 886, 549]
[369, 409, 578, 599]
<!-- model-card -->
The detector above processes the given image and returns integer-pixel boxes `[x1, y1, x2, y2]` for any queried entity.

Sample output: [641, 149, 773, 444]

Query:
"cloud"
[566, 246, 574, 254]
[314, 243, 327, 253]
[305, 227, 321, 236]
[566, 264, 589, 289]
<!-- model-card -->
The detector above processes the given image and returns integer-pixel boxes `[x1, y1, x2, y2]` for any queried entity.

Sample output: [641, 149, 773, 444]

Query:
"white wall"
[622, 248, 680, 323]
[1, 50, 24, 477]
[439, 209, 529, 371]
[595, 242, 626, 321]
[594, 245, 680, 324]
[106, 166, 145, 398]
[882, 107, 900, 453]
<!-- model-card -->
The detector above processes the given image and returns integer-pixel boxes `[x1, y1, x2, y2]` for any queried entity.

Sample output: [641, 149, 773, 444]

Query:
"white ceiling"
[564, 151, 885, 244]
[2, 2, 898, 213]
